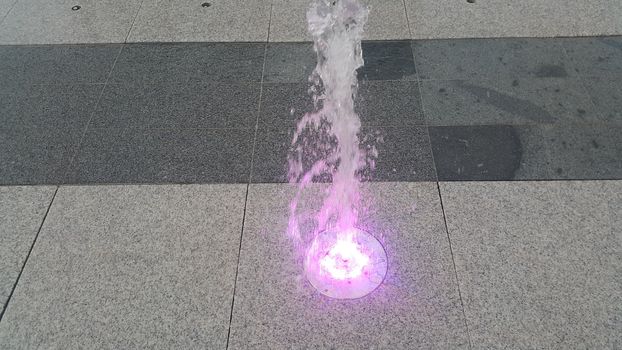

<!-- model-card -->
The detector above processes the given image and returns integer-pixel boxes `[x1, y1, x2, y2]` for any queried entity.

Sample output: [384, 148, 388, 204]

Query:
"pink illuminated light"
[319, 237, 370, 280]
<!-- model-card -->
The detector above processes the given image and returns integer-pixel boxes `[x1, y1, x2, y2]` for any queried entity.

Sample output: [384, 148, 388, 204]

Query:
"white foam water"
[288, 0, 373, 241]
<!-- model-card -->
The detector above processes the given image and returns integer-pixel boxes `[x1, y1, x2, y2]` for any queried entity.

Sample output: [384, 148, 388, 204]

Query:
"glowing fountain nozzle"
[305, 228, 387, 299]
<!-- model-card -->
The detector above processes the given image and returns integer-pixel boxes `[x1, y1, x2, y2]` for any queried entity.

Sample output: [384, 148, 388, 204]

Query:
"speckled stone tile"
[361, 0, 410, 40]
[263, 42, 315, 83]
[405, 0, 622, 39]
[356, 80, 425, 127]
[250, 128, 292, 183]
[269, 0, 410, 42]
[251, 126, 436, 183]
[0, 0, 16, 21]
[0, 184, 247, 349]
[360, 127, 436, 182]
[413, 38, 571, 80]
[67, 128, 254, 184]
[359, 41, 417, 81]
[420, 78, 598, 126]
[582, 77, 622, 125]
[0, 84, 103, 129]
[257, 83, 315, 130]
[0, 186, 55, 315]
[267, 0, 311, 42]
[603, 180, 622, 237]
[429, 125, 550, 181]
[228, 182, 469, 349]
[0, 45, 120, 87]
[0, 0, 142, 44]
[0, 127, 82, 185]
[128, 0, 270, 42]
[258, 81, 423, 130]
[109, 43, 265, 84]
[89, 82, 261, 129]
[543, 125, 622, 180]
[440, 181, 621, 349]
[563, 37, 622, 77]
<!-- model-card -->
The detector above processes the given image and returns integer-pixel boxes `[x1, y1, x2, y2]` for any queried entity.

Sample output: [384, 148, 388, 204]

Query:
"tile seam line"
[435, 182, 473, 349]
[0, 186, 59, 323]
[0, 0, 18, 25]
[61, 45, 124, 182]
[124, 0, 145, 43]
[410, 40, 440, 181]
[402, 0, 413, 39]
[2, 178, 621, 187]
[1, 179, 621, 191]
[223, 182, 250, 350]
[1, 35, 622, 47]
[225, 4, 272, 349]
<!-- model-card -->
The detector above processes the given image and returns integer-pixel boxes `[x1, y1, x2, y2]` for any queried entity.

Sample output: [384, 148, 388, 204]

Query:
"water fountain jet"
[288, 0, 386, 299]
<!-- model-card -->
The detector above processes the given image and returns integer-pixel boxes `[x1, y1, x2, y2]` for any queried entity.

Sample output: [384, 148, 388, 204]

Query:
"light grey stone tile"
[440, 181, 621, 349]
[0, 184, 247, 349]
[405, 0, 622, 39]
[228, 182, 469, 349]
[269, 0, 410, 42]
[128, 0, 270, 43]
[0, 0, 142, 44]
[0, 186, 55, 312]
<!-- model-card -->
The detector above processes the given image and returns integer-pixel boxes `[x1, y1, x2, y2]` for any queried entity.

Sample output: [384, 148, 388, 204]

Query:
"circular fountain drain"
[201, 2, 211, 7]
[71, 5, 81, 11]
[304, 228, 387, 299]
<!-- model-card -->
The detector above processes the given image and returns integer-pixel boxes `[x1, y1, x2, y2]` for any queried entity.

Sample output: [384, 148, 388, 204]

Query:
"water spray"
[288, 0, 387, 299]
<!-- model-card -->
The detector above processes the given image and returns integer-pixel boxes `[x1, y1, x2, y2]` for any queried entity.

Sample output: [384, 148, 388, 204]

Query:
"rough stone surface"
[128, 0, 271, 42]
[0, 186, 55, 312]
[406, 0, 622, 39]
[0, 184, 247, 349]
[228, 182, 469, 349]
[0, 0, 142, 44]
[440, 181, 622, 349]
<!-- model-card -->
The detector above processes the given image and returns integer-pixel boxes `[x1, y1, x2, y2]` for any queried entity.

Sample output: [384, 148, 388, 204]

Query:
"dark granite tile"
[543, 125, 622, 180]
[429, 125, 550, 180]
[359, 41, 417, 81]
[90, 82, 261, 129]
[0, 45, 121, 88]
[110, 43, 265, 84]
[360, 126, 436, 181]
[251, 127, 340, 183]
[563, 37, 622, 77]
[251, 128, 291, 183]
[264, 41, 418, 83]
[0, 127, 82, 185]
[356, 80, 425, 126]
[413, 38, 570, 80]
[582, 77, 622, 125]
[263, 42, 316, 83]
[252, 126, 435, 183]
[67, 128, 253, 184]
[258, 83, 316, 130]
[420, 78, 597, 126]
[0, 84, 103, 129]
[264, 40, 418, 82]
[259, 81, 424, 129]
